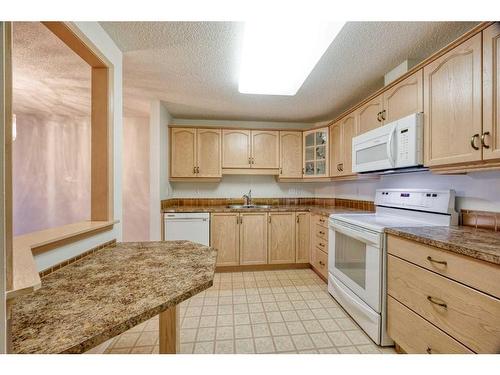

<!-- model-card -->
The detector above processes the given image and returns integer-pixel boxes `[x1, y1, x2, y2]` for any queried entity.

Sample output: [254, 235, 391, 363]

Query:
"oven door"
[328, 220, 382, 312]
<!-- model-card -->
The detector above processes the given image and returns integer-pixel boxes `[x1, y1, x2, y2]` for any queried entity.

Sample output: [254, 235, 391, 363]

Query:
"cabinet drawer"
[315, 224, 328, 240]
[313, 247, 328, 279]
[388, 255, 500, 353]
[388, 235, 500, 299]
[388, 296, 473, 354]
[312, 214, 328, 228]
[314, 234, 328, 253]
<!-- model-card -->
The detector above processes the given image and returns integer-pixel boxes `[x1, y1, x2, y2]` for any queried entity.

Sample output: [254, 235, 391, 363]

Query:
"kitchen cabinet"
[222, 129, 251, 168]
[240, 212, 268, 265]
[222, 129, 279, 170]
[268, 212, 295, 264]
[311, 213, 329, 279]
[170, 128, 197, 178]
[387, 235, 500, 354]
[295, 212, 310, 263]
[170, 127, 221, 178]
[303, 127, 329, 178]
[211, 213, 240, 266]
[330, 112, 357, 177]
[483, 22, 500, 161]
[279, 131, 303, 178]
[382, 70, 423, 123]
[356, 94, 383, 134]
[423, 33, 483, 167]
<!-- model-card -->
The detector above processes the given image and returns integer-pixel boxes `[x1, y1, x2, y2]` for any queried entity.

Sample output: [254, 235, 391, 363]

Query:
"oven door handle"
[332, 224, 379, 246]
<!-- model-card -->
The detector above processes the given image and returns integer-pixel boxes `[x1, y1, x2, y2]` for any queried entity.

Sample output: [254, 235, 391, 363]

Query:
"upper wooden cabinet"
[483, 22, 500, 161]
[222, 129, 279, 170]
[251, 130, 279, 168]
[303, 127, 329, 178]
[357, 94, 383, 134]
[268, 212, 295, 264]
[222, 129, 251, 168]
[170, 128, 221, 178]
[424, 33, 483, 167]
[383, 70, 423, 123]
[279, 131, 303, 178]
[330, 113, 357, 177]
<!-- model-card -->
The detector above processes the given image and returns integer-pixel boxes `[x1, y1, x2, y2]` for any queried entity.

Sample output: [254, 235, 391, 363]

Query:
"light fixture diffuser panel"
[238, 21, 345, 96]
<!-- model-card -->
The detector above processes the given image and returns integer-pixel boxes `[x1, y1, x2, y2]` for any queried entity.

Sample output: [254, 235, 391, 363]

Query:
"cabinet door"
[252, 130, 279, 168]
[171, 128, 196, 177]
[303, 128, 329, 178]
[197, 129, 222, 177]
[295, 212, 310, 263]
[222, 129, 251, 168]
[357, 95, 383, 134]
[211, 213, 239, 266]
[383, 69, 423, 123]
[329, 121, 343, 177]
[424, 34, 482, 167]
[240, 213, 268, 265]
[483, 22, 500, 161]
[268, 212, 295, 264]
[279, 131, 303, 178]
[340, 114, 357, 176]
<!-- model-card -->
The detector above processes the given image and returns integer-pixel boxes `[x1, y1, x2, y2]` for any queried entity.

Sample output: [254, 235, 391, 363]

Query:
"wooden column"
[158, 305, 179, 354]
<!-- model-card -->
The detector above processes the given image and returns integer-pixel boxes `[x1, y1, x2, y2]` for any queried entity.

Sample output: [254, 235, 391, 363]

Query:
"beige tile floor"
[93, 269, 395, 354]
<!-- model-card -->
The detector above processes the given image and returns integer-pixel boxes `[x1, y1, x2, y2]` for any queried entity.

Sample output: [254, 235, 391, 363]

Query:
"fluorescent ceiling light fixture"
[238, 21, 345, 96]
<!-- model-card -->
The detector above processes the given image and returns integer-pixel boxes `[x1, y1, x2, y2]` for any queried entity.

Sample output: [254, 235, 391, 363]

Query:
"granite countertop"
[163, 205, 369, 217]
[10, 241, 217, 354]
[386, 226, 500, 265]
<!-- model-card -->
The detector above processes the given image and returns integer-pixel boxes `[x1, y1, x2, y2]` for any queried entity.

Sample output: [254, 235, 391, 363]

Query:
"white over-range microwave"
[352, 112, 423, 173]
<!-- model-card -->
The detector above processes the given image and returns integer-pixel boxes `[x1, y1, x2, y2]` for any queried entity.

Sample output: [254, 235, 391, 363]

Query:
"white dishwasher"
[163, 212, 210, 246]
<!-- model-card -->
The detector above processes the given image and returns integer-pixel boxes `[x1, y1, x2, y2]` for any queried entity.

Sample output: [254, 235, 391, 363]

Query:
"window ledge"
[6, 220, 118, 300]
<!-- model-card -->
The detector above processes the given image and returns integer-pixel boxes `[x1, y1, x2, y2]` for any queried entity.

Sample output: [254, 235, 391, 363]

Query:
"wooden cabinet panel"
[211, 213, 239, 266]
[388, 296, 473, 354]
[329, 121, 342, 177]
[313, 234, 328, 254]
[483, 22, 500, 161]
[171, 128, 196, 177]
[387, 235, 500, 299]
[303, 128, 329, 178]
[312, 247, 328, 279]
[383, 70, 423, 123]
[357, 95, 383, 134]
[295, 212, 310, 263]
[197, 129, 221, 177]
[222, 129, 251, 168]
[252, 130, 279, 168]
[240, 213, 268, 265]
[424, 33, 483, 167]
[340, 114, 356, 176]
[388, 255, 500, 353]
[315, 224, 327, 240]
[280, 131, 303, 178]
[268, 212, 295, 264]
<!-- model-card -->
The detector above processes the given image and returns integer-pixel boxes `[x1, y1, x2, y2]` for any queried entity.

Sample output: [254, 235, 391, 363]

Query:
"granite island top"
[386, 226, 500, 265]
[10, 241, 217, 354]
[162, 204, 370, 217]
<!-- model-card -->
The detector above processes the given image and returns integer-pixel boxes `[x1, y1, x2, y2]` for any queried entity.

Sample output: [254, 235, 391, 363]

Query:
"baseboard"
[310, 266, 328, 282]
[216, 263, 311, 273]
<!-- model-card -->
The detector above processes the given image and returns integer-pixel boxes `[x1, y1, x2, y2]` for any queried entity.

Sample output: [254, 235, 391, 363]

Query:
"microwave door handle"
[386, 125, 396, 167]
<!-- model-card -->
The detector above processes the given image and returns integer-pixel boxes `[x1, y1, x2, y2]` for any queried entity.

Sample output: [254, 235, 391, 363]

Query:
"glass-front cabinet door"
[303, 127, 329, 178]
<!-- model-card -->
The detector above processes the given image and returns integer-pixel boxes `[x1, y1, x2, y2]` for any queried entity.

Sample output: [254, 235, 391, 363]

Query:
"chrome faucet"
[242, 189, 252, 206]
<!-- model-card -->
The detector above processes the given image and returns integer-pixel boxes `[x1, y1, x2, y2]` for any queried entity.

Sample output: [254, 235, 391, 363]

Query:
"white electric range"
[328, 189, 458, 346]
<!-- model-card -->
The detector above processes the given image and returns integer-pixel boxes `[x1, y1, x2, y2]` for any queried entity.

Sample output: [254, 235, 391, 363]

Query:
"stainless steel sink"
[226, 204, 271, 209]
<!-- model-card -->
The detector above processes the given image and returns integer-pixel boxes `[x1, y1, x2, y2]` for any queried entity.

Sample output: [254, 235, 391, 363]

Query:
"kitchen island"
[10, 241, 217, 354]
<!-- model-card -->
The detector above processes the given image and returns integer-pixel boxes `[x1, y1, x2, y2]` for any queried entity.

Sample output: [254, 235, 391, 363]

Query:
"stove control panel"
[375, 189, 456, 214]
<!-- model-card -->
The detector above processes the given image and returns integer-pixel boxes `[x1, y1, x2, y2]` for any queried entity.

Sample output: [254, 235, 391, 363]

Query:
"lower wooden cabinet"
[312, 247, 328, 279]
[295, 212, 310, 263]
[268, 212, 295, 264]
[239, 212, 268, 265]
[210, 213, 240, 266]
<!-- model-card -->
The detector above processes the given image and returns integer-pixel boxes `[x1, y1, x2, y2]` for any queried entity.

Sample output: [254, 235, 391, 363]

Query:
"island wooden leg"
[159, 305, 179, 354]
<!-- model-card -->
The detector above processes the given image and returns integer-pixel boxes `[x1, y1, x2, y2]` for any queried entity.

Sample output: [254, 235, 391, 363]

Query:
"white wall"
[315, 171, 500, 212]
[149, 100, 172, 240]
[33, 22, 123, 271]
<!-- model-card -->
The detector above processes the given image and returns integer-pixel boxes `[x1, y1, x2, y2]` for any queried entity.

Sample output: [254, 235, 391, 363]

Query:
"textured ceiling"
[13, 22, 91, 117]
[101, 21, 478, 121]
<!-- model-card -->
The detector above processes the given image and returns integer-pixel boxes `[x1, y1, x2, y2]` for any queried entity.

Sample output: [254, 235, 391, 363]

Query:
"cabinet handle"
[377, 112, 382, 122]
[381, 110, 386, 121]
[319, 231, 325, 235]
[268, 215, 271, 223]
[251, 157, 255, 164]
[248, 157, 251, 164]
[280, 168, 283, 174]
[426, 256, 447, 266]
[427, 296, 447, 308]
[481, 132, 490, 149]
[319, 218, 325, 223]
[318, 243, 325, 247]
[193, 166, 196, 174]
[196, 166, 200, 174]
[470, 134, 480, 150]
[296, 215, 300, 223]
[340, 163, 343, 172]
[426, 347, 432, 354]
[319, 261, 325, 266]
